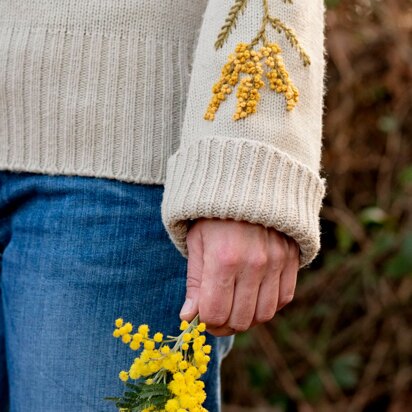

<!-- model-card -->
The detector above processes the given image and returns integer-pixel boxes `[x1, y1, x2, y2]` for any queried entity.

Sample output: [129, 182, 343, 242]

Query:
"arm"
[161, 0, 326, 333]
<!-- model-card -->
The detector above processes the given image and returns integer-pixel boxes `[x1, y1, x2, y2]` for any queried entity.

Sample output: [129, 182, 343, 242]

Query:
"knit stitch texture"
[0, 0, 326, 267]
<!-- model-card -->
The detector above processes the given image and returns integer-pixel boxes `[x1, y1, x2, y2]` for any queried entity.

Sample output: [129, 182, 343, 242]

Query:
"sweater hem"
[0, 163, 165, 187]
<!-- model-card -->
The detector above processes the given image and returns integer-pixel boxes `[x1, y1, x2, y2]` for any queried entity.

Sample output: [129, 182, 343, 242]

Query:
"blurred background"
[222, 0, 412, 411]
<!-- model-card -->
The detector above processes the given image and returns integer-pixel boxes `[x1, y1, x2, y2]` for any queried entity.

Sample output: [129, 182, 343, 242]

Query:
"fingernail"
[180, 298, 193, 316]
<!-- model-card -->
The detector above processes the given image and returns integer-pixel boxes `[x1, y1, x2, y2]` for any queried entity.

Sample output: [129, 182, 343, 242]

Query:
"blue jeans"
[0, 170, 234, 412]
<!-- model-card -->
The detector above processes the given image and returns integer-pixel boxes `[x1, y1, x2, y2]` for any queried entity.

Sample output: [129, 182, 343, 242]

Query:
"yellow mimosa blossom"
[197, 323, 206, 332]
[121, 333, 131, 344]
[202, 345, 211, 354]
[138, 324, 149, 337]
[179, 320, 189, 330]
[153, 332, 163, 342]
[108, 315, 211, 411]
[161, 345, 171, 354]
[124, 322, 133, 333]
[132, 333, 143, 343]
[144, 340, 155, 350]
[129, 340, 140, 351]
[119, 371, 129, 382]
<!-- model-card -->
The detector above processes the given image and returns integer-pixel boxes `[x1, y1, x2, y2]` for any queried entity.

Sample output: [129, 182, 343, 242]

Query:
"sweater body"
[0, 0, 207, 184]
[0, 0, 326, 267]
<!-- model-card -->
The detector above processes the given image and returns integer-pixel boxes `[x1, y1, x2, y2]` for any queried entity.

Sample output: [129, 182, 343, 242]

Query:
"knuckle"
[216, 275, 235, 290]
[186, 274, 201, 289]
[248, 251, 268, 270]
[279, 246, 289, 261]
[216, 248, 240, 268]
[272, 245, 287, 264]
[278, 294, 294, 309]
[208, 328, 234, 337]
[287, 238, 300, 259]
[255, 310, 275, 323]
[201, 309, 229, 328]
[228, 321, 250, 333]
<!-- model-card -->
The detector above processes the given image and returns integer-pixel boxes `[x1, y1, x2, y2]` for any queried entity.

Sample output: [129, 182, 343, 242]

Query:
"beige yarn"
[0, 0, 326, 267]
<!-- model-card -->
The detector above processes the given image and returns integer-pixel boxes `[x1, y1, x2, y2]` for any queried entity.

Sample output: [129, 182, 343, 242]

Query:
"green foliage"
[330, 354, 362, 390]
[301, 371, 323, 402]
[385, 233, 412, 278]
[247, 359, 272, 388]
[105, 382, 170, 411]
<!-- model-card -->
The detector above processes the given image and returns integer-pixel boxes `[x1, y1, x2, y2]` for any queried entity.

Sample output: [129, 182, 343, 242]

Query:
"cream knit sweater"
[0, 0, 326, 267]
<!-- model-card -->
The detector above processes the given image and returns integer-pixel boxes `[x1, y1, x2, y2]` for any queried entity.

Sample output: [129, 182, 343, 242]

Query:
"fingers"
[198, 245, 236, 328]
[180, 226, 203, 321]
[277, 238, 299, 311]
[205, 231, 269, 335]
[253, 271, 281, 324]
[251, 230, 298, 327]
[209, 263, 263, 336]
[252, 229, 284, 325]
[183, 219, 300, 338]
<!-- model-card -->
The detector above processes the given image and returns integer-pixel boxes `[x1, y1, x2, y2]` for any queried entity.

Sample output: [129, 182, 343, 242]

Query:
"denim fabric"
[0, 171, 234, 412]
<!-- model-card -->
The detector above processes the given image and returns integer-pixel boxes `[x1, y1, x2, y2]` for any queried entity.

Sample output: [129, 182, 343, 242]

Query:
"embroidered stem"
[269, 17, 311, 66]
[215, 0, 250, 50]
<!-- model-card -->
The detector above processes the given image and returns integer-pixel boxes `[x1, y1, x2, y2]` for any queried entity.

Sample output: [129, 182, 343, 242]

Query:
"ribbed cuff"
[161, 136, 326, 268]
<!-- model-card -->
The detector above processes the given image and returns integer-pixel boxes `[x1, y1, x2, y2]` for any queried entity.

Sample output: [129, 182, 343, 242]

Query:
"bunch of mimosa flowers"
[105, 315, 211, 412]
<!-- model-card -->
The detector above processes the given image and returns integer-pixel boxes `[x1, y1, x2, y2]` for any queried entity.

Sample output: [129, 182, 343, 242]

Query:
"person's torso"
[0, 0, 208, 183]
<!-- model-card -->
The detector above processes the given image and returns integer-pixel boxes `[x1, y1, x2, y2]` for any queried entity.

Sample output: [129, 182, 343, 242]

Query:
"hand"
[179, 217, 300, 336]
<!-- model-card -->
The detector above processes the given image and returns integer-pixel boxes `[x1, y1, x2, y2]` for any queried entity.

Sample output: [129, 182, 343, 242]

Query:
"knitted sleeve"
[160, 0, 327, 268]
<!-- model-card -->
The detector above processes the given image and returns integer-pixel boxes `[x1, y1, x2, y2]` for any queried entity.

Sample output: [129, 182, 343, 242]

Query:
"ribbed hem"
[161, 136, 326, 268]
[0, 26, 196, 184]
[0, 0, 207, 40]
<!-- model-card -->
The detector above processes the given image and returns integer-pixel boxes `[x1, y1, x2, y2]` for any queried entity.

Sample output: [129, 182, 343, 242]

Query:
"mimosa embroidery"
[204, 0, 310, 121]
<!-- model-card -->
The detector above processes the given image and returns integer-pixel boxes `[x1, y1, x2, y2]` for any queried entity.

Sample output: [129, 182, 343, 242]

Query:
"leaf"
[331, 354, 362, 390]
[104, 396, 121, 401]
[125, 382, 143, 391]
[336, 224, 354, 253]
[139, 383, 170, 399]
[385, 232, 412, 278]
[301, 371, 324, 402]
[399, 166, 412, 186]
[359, 207, 388, 226]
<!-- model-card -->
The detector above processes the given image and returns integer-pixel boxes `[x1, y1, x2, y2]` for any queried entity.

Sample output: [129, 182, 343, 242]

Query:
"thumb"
[180, 224, 203, 321]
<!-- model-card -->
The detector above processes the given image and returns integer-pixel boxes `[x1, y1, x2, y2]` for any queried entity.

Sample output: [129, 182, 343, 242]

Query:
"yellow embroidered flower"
[204, 41, 299, 120]
[205, 0, 310, 120]
[263, 43, 299, 110]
